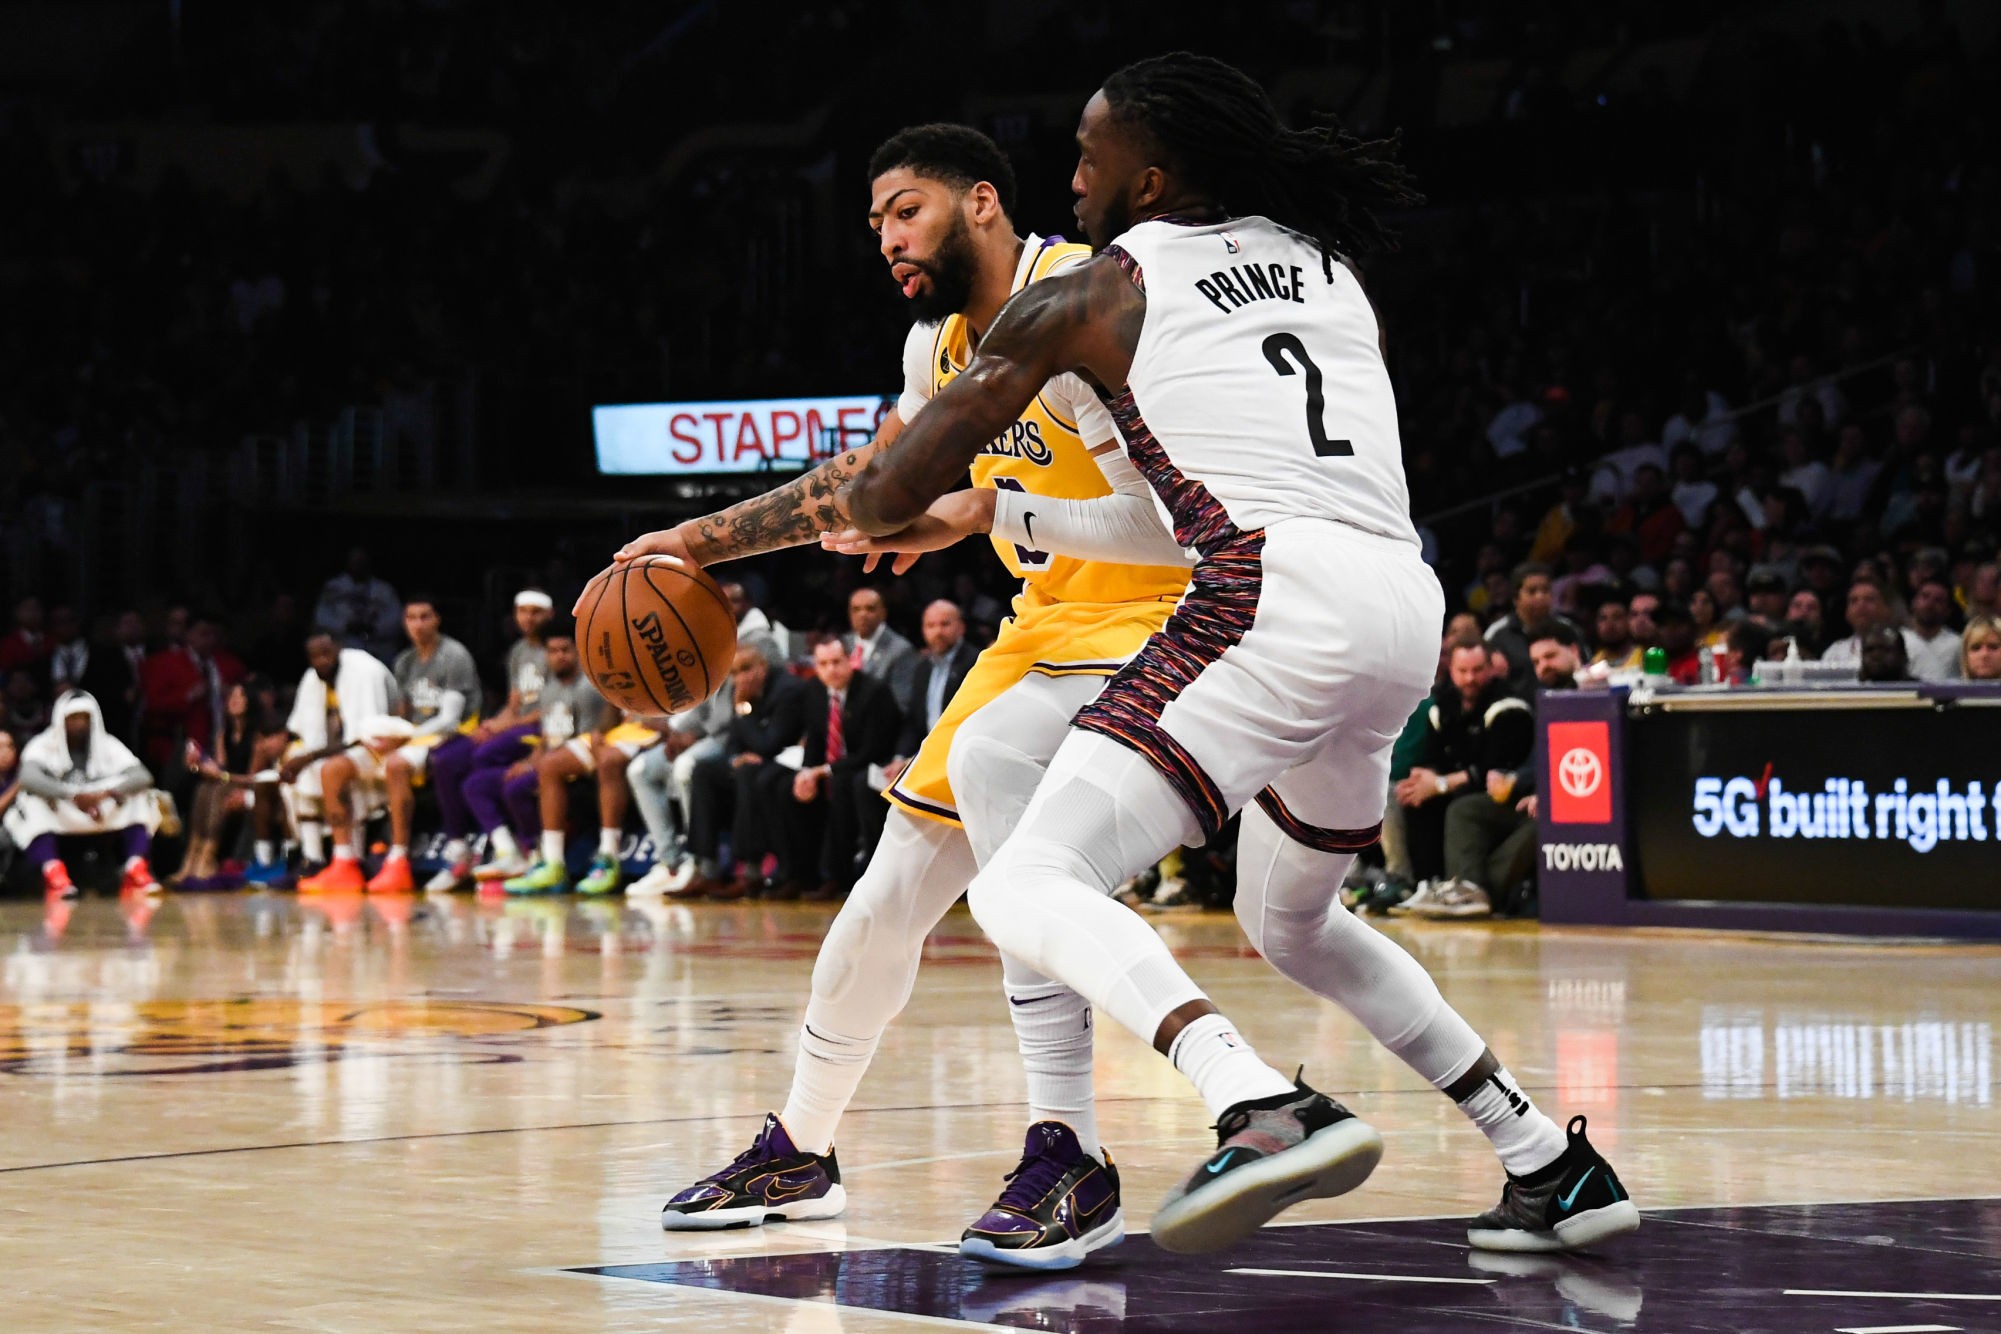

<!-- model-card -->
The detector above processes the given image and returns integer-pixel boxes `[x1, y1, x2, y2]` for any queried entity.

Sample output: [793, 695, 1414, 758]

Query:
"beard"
[903, 213, 979, 325]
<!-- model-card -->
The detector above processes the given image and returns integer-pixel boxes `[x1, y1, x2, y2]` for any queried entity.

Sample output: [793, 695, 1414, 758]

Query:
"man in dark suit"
[776, 636, 901, 900]
[841, 587, 918, 716]
[869, 600, 979, 853]
[685, 643, 808, 900]
[78, 610, 150, 748]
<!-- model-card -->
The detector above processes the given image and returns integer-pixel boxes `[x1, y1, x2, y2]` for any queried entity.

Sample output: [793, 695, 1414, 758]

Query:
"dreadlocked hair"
[1101, 52, 1422, 278]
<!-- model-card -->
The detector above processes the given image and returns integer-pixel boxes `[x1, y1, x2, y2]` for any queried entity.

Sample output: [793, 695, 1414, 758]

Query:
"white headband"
[514, 591, 553, 610]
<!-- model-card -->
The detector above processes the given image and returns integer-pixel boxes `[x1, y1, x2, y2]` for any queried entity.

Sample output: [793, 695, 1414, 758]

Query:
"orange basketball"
[576, 556, 737, 716]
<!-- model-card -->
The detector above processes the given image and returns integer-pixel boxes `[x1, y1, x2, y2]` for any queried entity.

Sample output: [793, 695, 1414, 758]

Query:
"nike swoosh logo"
[1557, 1167, 1596, 1211]
[1023, 511, 1038, 544]
[1009, 993, 1057, 1007]
[1205, 1150, 1237, 1176]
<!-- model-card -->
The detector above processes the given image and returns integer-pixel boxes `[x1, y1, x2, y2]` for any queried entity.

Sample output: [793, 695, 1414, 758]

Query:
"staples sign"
[594, 395, 892, 475]
[1547, 721, 1613, 825]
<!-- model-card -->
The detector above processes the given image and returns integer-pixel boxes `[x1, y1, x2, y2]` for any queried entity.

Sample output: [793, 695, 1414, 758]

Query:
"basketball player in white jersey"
[820, 53, 1640, 1256]
[612, 125, 1195, 1269]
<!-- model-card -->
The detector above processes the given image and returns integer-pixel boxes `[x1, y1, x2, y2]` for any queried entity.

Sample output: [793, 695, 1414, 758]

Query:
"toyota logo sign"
[1558, 746, 1604, 799]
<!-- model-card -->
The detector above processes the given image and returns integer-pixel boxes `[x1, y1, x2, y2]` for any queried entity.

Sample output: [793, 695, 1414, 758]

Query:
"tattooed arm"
[846, 255, 1145, 534]
[608, 412, 907, 572]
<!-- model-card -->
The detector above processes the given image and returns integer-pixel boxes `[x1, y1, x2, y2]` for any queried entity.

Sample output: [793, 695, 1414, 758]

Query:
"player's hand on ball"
[611, 527, 697, 569]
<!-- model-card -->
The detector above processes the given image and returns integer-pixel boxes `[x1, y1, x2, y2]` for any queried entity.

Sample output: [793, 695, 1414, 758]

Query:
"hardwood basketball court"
[3, 891, 1996, 1332]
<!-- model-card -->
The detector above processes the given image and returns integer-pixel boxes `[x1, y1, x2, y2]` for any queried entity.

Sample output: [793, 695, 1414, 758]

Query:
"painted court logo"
[0, 998, 597, 1077]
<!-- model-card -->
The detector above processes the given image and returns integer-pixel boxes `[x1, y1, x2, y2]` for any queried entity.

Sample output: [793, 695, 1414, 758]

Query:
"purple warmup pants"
[463, 765, 543, 844]
[430, 726, 533, 839]
[27, 826, 149, 867]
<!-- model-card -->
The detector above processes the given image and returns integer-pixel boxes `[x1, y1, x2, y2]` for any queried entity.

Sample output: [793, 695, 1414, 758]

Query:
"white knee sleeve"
[946, 673, 1105, 865]
[1235, 806, 1484, 1087]
[967, 732, 1207, 1045]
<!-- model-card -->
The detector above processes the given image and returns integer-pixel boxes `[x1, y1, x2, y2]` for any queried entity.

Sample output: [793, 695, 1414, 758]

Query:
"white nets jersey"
[1102, 216, 1418, 555]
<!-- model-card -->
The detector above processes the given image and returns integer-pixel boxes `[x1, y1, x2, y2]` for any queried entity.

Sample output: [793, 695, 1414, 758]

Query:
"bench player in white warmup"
[824, 53, 1640, 1255]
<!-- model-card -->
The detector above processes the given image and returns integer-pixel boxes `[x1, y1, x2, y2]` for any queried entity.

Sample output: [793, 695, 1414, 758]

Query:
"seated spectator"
[1390, 638, 1531, 893]
[1859, 626, 1914, 683]
[301, 597, 484, 893]
[1966, 563, 2000, 620]
[1689, 587, 1727, 652]
[4, 668, 49, 737]
[1408, 624, 1577, 919]
[1824, 423, 1882, 523]
[2, 691, 161, 897]
[1907, 578, 1963, 681]
[1590, 599, 1642, 670]
[1724, 621, 1774, 684]
[1628, 591, 1661, 650]
[1483, 563, 1582, 693]
[278, 632, 400, 882]
[1823, 576, 1922, 671]
[1604, 463, 1684, 565]
[1961, 615, 2001, 681]
[878, 599, 978, 847]
[1668, 442, 1719, 527]
[139, 612, 245, 777]
[1744, 568, 1789, 626]
[314, 546, 403, 662]
[723, 581, 793, 663]
[0, 730, 20, 883]
[74, 610, 148, 747]
[844, 586, 918, 714]
[463, 620, 606, 884]
[503, 710, 663, 896]
[432, 589, 552, 881]
[46, 606, 88, 695]
[1655, 602, 1703, 684]
[784, 636, 902, 900]
[0, 596, 48, 677]
[1784, 587, 1828, 658]
[171, 677, 288, 889]
[685, 644, 807, 901]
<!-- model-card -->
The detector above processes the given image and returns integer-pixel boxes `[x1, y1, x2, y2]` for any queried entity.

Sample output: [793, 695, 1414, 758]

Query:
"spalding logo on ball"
[577, 556, 738, 716]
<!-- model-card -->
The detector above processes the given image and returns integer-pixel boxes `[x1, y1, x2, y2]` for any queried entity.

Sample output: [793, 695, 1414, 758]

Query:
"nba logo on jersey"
[1221, 230, 1241, 253]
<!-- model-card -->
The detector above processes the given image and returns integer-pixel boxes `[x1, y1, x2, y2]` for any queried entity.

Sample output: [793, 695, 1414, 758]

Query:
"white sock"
[1004, 973, 1101, 1158]
[598, 827, 621, 856]
[780, 1020, 880, 1155]
[331, 842, 354, 863]
[254, 840, 276, 864]
[387, 845, 407, 861]
[300, 824, 325, 863]
[1167, 1013, 1296, 1119]
[1455, 1063, 1567, 1176]
[540, 829, 566, 865]
[125, 856, 148, 873]
[442, 838, 467, 863]
[488, 827, 519, 860]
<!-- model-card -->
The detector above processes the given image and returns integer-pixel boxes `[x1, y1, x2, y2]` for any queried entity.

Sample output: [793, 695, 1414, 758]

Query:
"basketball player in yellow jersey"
[607, 125, 1191, 1268]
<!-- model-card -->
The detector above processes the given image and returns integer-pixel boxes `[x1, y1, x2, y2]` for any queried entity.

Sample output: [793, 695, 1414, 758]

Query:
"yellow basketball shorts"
[884, 594, 1177, 826]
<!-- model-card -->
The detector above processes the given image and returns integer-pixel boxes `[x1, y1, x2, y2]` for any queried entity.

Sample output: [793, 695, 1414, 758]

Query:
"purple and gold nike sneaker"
[959, 1121, 1124, 1270]
[660, 1113, 846, 1231]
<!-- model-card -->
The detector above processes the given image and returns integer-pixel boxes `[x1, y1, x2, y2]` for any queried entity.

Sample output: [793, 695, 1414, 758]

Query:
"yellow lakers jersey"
[924, 236, 1189, 610]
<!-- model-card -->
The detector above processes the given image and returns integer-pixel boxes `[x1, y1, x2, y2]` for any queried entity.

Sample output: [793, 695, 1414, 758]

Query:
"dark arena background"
[2, 3, 1999, 1331]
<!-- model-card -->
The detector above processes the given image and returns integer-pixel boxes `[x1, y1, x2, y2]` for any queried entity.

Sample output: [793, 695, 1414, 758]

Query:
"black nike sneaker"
[660, 1113, 846, 1231]
[1466, 1115, 1640, 1253]
[959, 1121, 1125, 1270]
[1149, 1076, 1383, 1254]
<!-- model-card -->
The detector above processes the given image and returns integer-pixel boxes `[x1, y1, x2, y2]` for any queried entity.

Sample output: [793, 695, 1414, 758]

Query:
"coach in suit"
[842, 587, 918, 716]
[866, 600, 978, 854]
[776, 636, 901, 900]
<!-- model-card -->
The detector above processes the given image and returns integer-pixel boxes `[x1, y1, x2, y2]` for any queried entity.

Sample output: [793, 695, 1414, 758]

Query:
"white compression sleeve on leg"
[780, 811, 979, 1154]
[967, 733, 1289, 1085]
[1234, 804, 1565, 1172]
[1001, 955, 1100, 1157]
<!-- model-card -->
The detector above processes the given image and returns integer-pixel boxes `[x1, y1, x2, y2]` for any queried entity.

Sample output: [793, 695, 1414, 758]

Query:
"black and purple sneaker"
[660, 1113, 846, 1231]
[959, 1121, 1125, 1270]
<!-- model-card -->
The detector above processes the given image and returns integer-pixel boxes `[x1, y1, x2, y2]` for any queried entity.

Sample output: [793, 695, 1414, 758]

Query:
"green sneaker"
[503, 858, 569, 895]
[577, 853, 622, 896]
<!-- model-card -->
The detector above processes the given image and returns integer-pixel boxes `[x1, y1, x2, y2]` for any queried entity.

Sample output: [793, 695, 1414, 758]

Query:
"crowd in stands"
[3, 7, 1998, 912]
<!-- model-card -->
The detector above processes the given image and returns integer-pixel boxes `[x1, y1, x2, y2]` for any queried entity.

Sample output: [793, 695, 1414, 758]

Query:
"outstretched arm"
[606, 414, 907, 576]
[846, 257, 1144, 534]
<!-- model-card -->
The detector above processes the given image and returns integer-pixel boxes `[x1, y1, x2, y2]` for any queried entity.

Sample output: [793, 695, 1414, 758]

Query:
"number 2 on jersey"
[1262, 332, 1353, 458]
